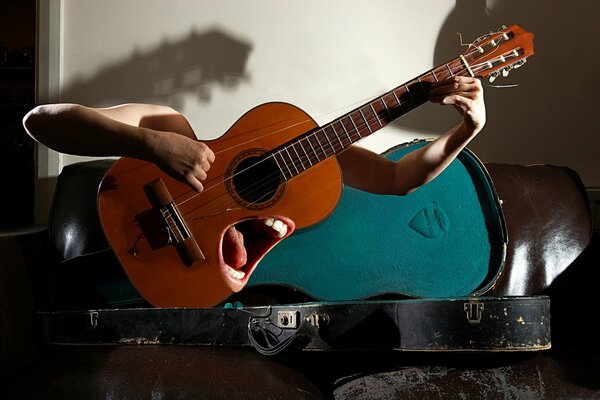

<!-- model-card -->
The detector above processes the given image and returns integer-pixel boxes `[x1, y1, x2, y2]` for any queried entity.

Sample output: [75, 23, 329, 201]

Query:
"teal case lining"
[248, 141, 506, 299]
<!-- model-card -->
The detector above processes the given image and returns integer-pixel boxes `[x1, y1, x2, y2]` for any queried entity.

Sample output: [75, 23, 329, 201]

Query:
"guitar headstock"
[463, 25, 535, 82]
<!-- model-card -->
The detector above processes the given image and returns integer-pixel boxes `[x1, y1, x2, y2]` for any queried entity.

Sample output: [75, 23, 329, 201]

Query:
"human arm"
[22, 103, 214, 192]
[337, 76, 485, 195]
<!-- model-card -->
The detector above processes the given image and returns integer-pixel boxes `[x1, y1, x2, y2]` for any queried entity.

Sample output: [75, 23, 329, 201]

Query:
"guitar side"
[98, 102, 343, 308]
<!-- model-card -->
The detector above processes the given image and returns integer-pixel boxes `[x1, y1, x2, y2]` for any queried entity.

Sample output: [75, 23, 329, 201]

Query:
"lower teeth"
[228, 266, 245, 280]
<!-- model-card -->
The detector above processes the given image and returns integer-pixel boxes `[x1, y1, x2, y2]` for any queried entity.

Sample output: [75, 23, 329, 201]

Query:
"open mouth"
[219, 216, 295, 292]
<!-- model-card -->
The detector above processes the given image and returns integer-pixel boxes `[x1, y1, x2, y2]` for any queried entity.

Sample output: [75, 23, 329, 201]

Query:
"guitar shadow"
[64, 26, 253, 110]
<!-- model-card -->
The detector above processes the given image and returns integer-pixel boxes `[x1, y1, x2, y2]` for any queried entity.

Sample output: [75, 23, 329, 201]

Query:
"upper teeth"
[226, 265, 245, 280]
[265, 218, 288, 238]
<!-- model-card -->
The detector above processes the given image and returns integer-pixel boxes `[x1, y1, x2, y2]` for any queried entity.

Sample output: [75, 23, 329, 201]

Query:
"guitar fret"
[404, 84, 414, 104]
[315, 128, 334, 158]
[313, 133, 327, 159]
[380, 97, 393, 120]
[417, 77, 427, 92]
[338, 119, 353, 143]
[321, 128, 336, 154]
[271, 152, 289, 180]
[298, 139, 313, 166]
[370, 103, 383, 127]
[392, 91, 404, 112]
[348, 115, 362, 139]
[284, 147, 299, 174]
[431, 70, 439, 82]
[276, 149, 293, 179]
[359, 108, 372, 133]
[305, 135, 321, 162]
[280, 150, 294, 179]
[330, 123, 345, 149]
[445, 63, 454, 77]
[311, 134, 327, 160]
[291, 144, 306, 171]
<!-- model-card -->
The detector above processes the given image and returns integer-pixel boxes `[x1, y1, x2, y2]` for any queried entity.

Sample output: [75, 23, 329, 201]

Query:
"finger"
[432, 76, 477, 86]
[430, 82, 477, 97]
[430, 85, 481, 104]
[200, 159, 212, 172]
[441, 94, 473, 111]
[186, 174, 204, 193]
[207, 149, 215, 163]
[194, 167, 208, 181]
[430, 76, 479, 94]
[198, 143, 215, 164]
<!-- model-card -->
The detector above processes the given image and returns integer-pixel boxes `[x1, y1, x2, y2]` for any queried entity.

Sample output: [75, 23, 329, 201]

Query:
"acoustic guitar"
[98, 25, 534, 307]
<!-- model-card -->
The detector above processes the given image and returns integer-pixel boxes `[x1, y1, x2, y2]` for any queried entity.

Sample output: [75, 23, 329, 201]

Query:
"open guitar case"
[40, 141, 551, 356]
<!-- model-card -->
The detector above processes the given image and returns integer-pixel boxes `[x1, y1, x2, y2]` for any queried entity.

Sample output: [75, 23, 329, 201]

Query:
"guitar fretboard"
[270, 56, 468, 181]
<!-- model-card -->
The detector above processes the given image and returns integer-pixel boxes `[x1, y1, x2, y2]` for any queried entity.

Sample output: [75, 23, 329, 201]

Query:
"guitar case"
[40, 296, 550, 355]
[41, 141, 551, 354]
[247, 140, 507, 300]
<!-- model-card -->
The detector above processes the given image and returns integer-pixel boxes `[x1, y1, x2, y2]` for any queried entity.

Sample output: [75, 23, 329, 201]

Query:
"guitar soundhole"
[227, 150, 285, 210]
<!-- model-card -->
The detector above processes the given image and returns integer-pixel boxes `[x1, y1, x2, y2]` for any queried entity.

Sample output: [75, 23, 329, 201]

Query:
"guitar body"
[98, 102, 343, 307]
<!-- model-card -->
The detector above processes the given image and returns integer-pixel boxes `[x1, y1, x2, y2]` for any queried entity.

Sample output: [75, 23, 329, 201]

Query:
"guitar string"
[171, 42, 494, 208]
[206, 59, 501, 212]
[174, 60, 482, 212]
[177, 60, 486, 221]
[172, 29, 515, 210]
[177, 54, 513, 222]
[174, 45, 522, 220]
[222, 43, 532, 211]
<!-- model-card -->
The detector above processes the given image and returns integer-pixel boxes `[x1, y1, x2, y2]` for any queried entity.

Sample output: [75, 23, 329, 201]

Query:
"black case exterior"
[40, 296, 550, 355]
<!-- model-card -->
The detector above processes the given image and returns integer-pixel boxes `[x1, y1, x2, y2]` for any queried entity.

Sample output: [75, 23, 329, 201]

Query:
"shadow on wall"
[64, 27, 253, 109]
[400, 0, 600, 187]
[396, 0, 500, 135]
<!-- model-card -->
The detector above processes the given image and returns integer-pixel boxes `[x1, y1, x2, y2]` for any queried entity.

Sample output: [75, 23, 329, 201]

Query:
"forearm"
[22, 103, 196, 165]
[337, 145, 397, 194]
[23, 102, 215, 192]
[24, 104, 145, 158]
[338, 124, 475, 195]
[393, 121, 479, 194]
[340, 76, 485, 196]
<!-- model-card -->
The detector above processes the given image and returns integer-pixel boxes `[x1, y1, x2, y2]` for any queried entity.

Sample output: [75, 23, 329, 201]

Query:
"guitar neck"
[272, 55, 469, 181]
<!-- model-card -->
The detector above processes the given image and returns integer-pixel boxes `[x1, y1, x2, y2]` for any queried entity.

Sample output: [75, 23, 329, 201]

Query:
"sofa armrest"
[484, 163, 592, 296]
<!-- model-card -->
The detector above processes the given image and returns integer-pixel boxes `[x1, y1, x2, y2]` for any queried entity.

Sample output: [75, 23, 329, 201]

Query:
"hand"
[429, 76, 486, 134]
[148, 131, 215, 192]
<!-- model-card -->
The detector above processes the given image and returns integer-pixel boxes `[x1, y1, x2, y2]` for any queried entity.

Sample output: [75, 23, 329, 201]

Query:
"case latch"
[464, 302, 484, 324]
[276, 310, 300, 329]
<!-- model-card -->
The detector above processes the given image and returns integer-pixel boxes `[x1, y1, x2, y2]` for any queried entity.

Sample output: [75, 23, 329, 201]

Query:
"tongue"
[222, 226, 247, 269]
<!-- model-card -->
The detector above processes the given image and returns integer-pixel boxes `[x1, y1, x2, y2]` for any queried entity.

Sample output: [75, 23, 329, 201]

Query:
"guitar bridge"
[143, 178, 205, 265]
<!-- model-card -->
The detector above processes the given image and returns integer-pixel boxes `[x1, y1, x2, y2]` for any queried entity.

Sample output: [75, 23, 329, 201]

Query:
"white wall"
[36, 0, 600, 222]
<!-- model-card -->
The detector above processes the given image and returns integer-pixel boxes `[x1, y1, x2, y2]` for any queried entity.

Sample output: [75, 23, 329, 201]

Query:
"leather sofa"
[1, 159, 598, 399]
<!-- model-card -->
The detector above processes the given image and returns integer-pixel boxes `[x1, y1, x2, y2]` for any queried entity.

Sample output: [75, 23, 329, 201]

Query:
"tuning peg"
[497, 26, 510, 40]
[513, 59, 527, 69]
[489, 71, 501, 83]
[502, 67, 510, 77]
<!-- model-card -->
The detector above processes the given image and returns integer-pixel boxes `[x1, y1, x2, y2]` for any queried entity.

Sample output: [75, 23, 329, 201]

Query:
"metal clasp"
[88, 311, 99, 330]
[305, 312, 329, 328]
[277, 310, 299, 329]
[464, 302, 484, 324]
